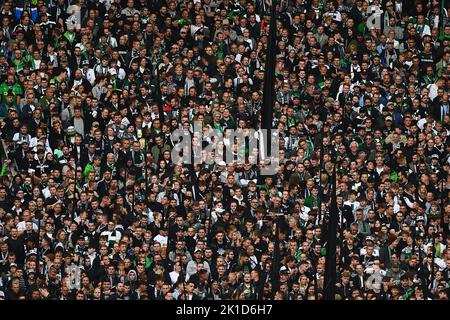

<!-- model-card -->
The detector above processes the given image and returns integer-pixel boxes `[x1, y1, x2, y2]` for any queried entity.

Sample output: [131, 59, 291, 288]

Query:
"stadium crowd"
[0, 0, 449, 300]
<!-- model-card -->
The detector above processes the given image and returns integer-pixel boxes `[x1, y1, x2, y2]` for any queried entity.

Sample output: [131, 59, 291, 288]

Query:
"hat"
[26, 269, 36, 275]
[279, 266, 290, 275]
[416, 216, 425, 222]
[365, 236, 375, 243]
[431, 154, 439, 160]
[218, 160, 226, 166]
[82, 60, 90, 66]
[385, 116, 393, 121]
[387, 101, 396, 107]
[92, 121, 100, 127]
[67, 126, 76, 134]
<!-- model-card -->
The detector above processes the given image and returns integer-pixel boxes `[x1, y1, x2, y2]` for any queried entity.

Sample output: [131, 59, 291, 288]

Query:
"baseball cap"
[279, 267, 290, 275]
[67, 126, 76, 134]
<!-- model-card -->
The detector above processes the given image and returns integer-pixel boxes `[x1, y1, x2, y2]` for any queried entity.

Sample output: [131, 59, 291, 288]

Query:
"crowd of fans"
[0, 0, 449, 301]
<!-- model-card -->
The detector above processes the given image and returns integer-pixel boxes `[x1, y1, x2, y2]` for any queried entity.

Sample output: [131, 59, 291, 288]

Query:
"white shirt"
[299, 206, 311, 222]
[42, 187, 51, 199]
[153, 234, 168, 247]
[83, 68, 96, 85]
[344, 200, 360, 217]
[169, 271, 180, 285]
[13, 133, 31, 144]
[427, 83, 439, 101]
[16, 221, 38, 232]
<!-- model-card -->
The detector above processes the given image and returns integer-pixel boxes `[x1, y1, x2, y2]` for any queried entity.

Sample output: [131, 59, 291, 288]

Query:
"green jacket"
[0, 163, 7, 176]
[0, 82, 23, 102]
[151, 144, 171, 164]
[304, 195, 321, 209]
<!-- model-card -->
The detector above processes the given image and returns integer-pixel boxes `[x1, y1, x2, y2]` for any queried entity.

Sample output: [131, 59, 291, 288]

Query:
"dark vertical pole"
[313, 267, 318, 300]
[418, 236, 429, 299]
[207, 173, 214, 249]
[262, 0, 279, 296]
[317, 124, 325, 225]
[380, 0, 386, 35]
[440, 171, 446, 235]
[430, 229, 436, 297]
[411, 222, 416, 263]
[36, 213, 41, 275]
[271, 217, 280, 293]
[155, 64, 164, 124]
[122, 168, 126, 192]
[324, 153, 338, 300]
[73, 168, 78, 219]
[439, 0, 445, 36]
[315, 124, 325, 300]
[144, 138, 148, 188]
[261, 0, 278, 152]
[132, 181, 135, 210]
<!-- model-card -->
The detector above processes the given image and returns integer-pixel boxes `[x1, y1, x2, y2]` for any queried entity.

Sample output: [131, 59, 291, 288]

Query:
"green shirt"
[0, 82, 23, 102]
[64, 31, 77, 45]
[304, 195, 321, 209]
